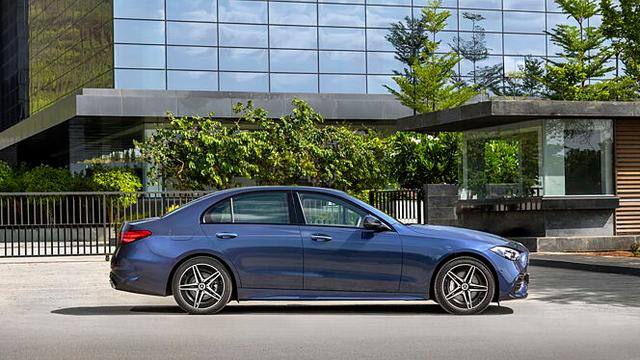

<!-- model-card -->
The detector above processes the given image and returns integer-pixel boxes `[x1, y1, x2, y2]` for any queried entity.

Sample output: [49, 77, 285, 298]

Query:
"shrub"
[631, 242, 640, 257]
[21, 165, 76, 192]
[0, 161, 20, 192]
[89, 167, 142, 207]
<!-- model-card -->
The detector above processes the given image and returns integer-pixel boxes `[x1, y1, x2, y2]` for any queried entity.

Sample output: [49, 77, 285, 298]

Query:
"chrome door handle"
[216, 232, 238, 239]
[310, 234, 332, 242]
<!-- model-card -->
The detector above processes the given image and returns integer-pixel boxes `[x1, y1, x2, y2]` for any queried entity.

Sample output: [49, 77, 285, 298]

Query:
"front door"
[200, 191, 303, 289]
[296, 192, 402, 292]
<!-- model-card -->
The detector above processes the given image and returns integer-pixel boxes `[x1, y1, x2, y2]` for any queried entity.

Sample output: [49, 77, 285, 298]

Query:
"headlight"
[490, 246, 521, 261]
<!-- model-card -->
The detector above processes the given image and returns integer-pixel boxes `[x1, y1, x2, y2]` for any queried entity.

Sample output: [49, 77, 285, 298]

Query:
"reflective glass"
[219, 24, 268, 47]
[233, 193, 291, 224]
[547, 13, 579, 29]
[167, 46, 217, 70]
[318, 5, 365, 27]
[318, 0, 364, 3]
[270, 26, 317, 49]
[368, 75, 398, 94]
[219, 0, 268, 24]
[320, 74, 366, 93]
[460, 55, 503, 75]
[459, 11, 502, 32]
[319, 28, 365, 50]
[459, 0, 501, 9]
[548, 38, 562, 56]
[114, 20, 165, 44]
[270, 50, 317, 73]
[367, 6, 412, 28]
[271, 74, 318, 93]
[319, 51, 366, 73]
[220, 48, 268, 71]
[547, 0, 562, 12]
[504, 34, 545, 55]
[115, 44, 165, 68]
[589, 15, 603, 28]
[504, 56, 525, 73]
[115, 69, 166, 89]
[456, 32, 503, 54]
[168, 71, 218, 91]
[367, 52, 402, 74]
[368, 0, 411, 5]
[269, 2, 316, 25]
[299, 193, 365, 227]
[114, 0, 164, 19]
[504, 12, 545, 33]
[167, 22, 217, 46]
[414, 8, 457, 31]
[437, 31, 458, 53]
[167, 0, 217, 21]
[367, 29, 394, 51]
[219, 72, 269, 91]
[504, 0, 545, 11]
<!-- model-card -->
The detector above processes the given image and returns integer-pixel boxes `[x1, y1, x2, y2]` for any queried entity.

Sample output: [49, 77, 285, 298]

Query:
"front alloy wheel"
[434, 257, 495, 315]
[172, 257, 232, 314]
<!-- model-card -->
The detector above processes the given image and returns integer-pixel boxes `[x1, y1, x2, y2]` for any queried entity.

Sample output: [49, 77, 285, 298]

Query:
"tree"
[452, 12, 489, 85]
[386, 0, 477, 113]
[601, 0, 640, 82]
[501, 56, 546, 97]
[541, 0, 616, 100]
[386, 16, 429, 74]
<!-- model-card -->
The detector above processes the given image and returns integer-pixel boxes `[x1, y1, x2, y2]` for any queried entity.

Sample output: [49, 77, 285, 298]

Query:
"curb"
[530, 258, 640, 277]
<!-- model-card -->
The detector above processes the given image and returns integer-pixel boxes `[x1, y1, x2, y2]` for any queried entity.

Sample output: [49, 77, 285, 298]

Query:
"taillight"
[120, 230, 152, 244]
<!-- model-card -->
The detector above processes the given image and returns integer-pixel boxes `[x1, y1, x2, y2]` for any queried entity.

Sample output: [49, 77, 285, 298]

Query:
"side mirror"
[363, 215, 390, 232]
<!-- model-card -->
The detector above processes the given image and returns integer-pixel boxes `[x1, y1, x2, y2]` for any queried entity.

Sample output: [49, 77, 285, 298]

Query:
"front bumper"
[490, 250, 529, 301]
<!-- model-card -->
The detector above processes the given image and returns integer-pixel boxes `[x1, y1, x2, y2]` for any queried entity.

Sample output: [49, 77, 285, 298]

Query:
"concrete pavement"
[0, 256, 638, 360]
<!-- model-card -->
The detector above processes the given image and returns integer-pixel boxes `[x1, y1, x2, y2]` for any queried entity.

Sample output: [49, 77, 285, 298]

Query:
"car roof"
[208, 185, 348, 198]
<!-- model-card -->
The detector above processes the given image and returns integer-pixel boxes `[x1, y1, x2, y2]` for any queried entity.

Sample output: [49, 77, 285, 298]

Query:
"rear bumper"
[110, 241, 173, 296]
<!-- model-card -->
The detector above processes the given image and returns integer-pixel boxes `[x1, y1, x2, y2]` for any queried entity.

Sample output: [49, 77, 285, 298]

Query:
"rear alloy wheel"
[434, 257, 495, 315]
[172, 257, 233, 315]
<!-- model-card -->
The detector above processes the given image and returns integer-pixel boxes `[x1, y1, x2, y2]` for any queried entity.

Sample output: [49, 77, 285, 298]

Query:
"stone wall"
[424, 184, 458, 226]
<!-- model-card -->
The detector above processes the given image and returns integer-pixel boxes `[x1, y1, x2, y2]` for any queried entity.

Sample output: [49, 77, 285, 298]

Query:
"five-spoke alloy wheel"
[434, 257, 495, 315]
[172, 256, 232, 314]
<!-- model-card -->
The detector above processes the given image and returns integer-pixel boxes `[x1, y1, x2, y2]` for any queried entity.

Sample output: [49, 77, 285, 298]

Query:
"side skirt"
[237, 288, 427, 301]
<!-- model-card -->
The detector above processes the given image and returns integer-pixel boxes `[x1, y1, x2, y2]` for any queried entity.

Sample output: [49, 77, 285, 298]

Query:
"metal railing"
[0, 191, 210, 258]
[369, 189, 424, 224]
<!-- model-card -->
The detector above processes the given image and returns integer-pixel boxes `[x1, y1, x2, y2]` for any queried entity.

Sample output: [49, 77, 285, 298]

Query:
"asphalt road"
[0, 257, 638, 360]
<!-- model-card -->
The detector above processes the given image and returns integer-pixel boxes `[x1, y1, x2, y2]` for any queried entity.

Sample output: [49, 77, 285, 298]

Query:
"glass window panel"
[220, 24, 268, 47]
[319, 0, 364, 3]
[504, 34, 545, 55]
[459, 0, 501, 9]
[504, 0, 545, 11]
[319, 51, 366, 73]
[270, 50, 317, 73]
[367, 6, 412, 28]
[114, 20, 165, 44]
[319, 28, 365, 50]
[437, 31, 458, 53]
[220, 72, 269, 91]
[115, 44, 165, 68]
[202, 199, 231, 223]
[114, 0, 164, 19]
[414, 8, 457, 31]
[299, 193, 366, 227]
[167, 46, 217, 70]
[167, 0, 217, 21]
[270, 26, 317, 49]
[547, 13, 579, 30]
[368, 75, 398, 94]
[318, 5, 365, 27]
[367, 29, 394, 51]
[167, 22, 217, 46]
[368, 0, 411, 5]
[460, 55, 503, 75]
[548, 38, 562, 56]
[456, 32, 503, 54]
[269, 2, 316, 25]
[504, 56, 525, 73]
[547, 0, 562, 12]
[232, 193, 290, 224]
[271, 74, 318, 93]
[367, 52, 403, 74]
[219, 0, 267, 24]
[168, 71, 218, 91]
[220, 48, 268, 71]
[504, 12, 545, 33]
[320, 74, 366, 93]
[115, 69, 166, 89]
[589, 15, 603, 28]
[459, 10, 502, 32]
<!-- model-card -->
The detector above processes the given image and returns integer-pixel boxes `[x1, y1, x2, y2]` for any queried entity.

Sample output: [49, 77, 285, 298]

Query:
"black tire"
[433, 256, 495, 315]
[172, 256, 233, 315]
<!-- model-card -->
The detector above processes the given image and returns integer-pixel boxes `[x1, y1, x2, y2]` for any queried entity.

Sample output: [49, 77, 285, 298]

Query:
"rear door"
[200, 191, 303, 289]
[296, 191, 402, 292]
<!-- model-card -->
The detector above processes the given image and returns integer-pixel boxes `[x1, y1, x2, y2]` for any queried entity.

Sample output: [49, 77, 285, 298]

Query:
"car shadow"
[51, 303, 514, 316]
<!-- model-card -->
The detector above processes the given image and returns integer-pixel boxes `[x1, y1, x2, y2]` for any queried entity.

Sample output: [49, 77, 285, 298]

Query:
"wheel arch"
[165, 252, 240, 301]
[429, 251, 500, 302]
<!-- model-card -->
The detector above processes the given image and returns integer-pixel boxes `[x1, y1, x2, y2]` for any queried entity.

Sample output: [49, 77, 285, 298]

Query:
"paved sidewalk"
[531, 253, 640, 276]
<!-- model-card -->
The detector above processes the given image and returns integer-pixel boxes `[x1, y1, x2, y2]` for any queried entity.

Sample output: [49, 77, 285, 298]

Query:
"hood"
[407, 224, 527, 251]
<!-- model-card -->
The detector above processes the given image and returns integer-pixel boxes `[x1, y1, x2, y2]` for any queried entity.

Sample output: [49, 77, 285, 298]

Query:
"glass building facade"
[112, 0, 609, 94]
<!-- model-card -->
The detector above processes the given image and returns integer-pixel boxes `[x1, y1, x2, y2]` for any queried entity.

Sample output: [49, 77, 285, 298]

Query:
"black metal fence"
[369, 189, 424, 224]
[0, 191, 209, 258]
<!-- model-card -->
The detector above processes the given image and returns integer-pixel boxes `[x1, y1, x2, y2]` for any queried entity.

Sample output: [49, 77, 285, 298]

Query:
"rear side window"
[203, 192, 291, 224]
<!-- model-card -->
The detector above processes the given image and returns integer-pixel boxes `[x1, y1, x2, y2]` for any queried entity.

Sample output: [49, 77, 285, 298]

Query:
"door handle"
[216, 232, 238, 239]
[310, 234, 332, 242]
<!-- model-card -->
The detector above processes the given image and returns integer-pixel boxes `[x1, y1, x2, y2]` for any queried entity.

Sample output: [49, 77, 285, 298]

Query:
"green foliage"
[21, 165, 78, 192]
[0, 161, 21, 192]
[386, 0, 477, 113]
[386, 16, 429, 75]
[386, 132, 462, 188]
[138, 99, 392, 193]
[89, 167, 143, 207]
[483, 140, 519, 184]
[501, 56, 547, 97]
[631, 241, 640, 256]
[601, 0, 640, 82]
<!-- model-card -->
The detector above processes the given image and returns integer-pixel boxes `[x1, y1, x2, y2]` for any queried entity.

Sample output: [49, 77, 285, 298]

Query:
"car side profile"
[110, 186, 529, 315]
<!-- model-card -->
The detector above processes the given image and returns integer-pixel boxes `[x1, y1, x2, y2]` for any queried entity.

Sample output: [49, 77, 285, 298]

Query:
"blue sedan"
[110, 186, 529, 315]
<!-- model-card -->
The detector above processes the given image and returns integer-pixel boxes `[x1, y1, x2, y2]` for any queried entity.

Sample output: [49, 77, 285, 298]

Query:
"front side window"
[298, 193, 366, 228]
[203, 192, 291, 224]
